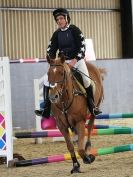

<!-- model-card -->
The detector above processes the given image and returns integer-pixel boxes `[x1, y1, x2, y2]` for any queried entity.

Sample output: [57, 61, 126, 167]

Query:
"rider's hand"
[68, 59, 77, 68]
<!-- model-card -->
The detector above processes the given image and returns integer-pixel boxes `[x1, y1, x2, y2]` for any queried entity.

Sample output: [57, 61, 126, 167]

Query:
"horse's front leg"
[58, 124, 81, 174]
[85, 115, 95, 152]
[76, 120, 95, 164]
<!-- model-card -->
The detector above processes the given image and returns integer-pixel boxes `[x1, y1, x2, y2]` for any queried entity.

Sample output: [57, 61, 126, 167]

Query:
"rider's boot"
[35, 85, 51, 118]
[85, 85, 102, 116]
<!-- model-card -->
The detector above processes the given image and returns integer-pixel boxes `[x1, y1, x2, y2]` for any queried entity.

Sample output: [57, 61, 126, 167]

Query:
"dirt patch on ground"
[1, 119, 133, 177]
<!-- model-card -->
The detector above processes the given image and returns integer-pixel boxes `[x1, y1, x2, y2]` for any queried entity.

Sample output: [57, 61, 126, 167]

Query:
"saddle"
[71, 68, 95, 96]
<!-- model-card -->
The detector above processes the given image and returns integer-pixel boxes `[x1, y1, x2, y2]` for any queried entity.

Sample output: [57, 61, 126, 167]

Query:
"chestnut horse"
[47, 55, 104, 173]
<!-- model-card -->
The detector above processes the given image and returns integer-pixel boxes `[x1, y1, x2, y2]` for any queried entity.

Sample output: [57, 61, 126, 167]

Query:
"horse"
[47, 54, 104, 173]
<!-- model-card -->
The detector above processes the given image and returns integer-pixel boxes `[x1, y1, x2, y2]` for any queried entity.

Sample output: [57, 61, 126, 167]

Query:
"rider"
[35, 8, 102, 118]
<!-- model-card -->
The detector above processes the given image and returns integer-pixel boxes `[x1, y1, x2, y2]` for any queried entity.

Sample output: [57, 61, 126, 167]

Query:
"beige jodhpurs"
[74, 59, 91, 88]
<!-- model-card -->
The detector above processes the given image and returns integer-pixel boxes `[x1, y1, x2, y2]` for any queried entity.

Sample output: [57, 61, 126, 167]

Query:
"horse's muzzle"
[49, 94, 59, 103]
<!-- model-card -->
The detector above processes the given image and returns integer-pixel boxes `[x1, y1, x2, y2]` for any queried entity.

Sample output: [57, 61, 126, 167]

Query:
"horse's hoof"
[71, 163, 81, 174]
[83, 154, 95, 164]
[71, 166, 81, 174]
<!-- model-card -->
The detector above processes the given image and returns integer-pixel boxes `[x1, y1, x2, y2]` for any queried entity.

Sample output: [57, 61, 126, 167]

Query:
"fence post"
[34, 79, 43, 144]
[0, 57, 13, 166]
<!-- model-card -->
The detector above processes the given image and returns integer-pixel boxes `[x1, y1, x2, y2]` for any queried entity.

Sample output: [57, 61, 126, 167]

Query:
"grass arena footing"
[15, 144, 133, 167]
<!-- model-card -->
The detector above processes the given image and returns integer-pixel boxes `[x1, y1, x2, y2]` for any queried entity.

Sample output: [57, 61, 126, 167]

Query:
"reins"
[72, 67, 94, 82]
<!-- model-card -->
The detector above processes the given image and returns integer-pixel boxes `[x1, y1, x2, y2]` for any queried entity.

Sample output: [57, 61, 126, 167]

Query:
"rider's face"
[56, 15, 68, 29]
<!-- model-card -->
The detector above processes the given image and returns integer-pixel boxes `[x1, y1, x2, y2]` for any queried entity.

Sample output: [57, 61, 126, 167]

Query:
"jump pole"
[86, 124, 130, 129]
[15, 144, 133, 167]
[15, 127, 133, 138]
[86, 113, 133, 120]
[9, 58, 46, 64]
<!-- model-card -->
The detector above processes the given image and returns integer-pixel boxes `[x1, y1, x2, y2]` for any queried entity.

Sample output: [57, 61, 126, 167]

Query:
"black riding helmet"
[53, 8, 71, 24]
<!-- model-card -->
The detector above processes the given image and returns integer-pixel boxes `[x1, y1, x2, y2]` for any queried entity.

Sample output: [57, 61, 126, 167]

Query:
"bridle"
[49, 63, 74, 110]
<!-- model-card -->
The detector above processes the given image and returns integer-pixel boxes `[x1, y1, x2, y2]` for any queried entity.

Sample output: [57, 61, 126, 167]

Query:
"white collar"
[60, 24, 70, 31]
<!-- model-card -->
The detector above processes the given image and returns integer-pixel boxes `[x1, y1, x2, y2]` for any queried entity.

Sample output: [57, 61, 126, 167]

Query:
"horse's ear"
[59, 53, 66, 63]
[47, 55, 50, 63]
[47, 55, 55, 64]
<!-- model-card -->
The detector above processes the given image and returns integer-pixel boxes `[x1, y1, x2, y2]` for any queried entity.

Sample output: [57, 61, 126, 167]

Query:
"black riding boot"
[35, 85, 51, 118]
[85, 85, 102, 116]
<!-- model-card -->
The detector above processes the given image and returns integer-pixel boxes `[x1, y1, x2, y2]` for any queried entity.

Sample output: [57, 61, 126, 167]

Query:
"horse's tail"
[98, 68, 107, 81]
[96, 67, 107, 106]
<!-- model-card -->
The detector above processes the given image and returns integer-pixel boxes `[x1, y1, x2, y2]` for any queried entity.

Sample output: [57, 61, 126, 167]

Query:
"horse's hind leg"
[76, 120, 95, 164]
[58, 125, 81, 174]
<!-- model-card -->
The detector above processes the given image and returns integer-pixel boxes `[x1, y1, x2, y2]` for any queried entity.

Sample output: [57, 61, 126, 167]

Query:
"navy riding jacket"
[47, 24, 86, 61]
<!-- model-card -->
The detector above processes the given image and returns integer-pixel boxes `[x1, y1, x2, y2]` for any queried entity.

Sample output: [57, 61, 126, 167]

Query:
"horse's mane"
[63, 61, 71, 73]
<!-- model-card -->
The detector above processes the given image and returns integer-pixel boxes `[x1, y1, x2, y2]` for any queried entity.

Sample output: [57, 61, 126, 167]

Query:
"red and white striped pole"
[10, 58, 46, 63]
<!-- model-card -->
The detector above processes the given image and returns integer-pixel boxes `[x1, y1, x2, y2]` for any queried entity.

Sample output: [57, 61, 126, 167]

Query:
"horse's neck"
[64, 64, 73, 96]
